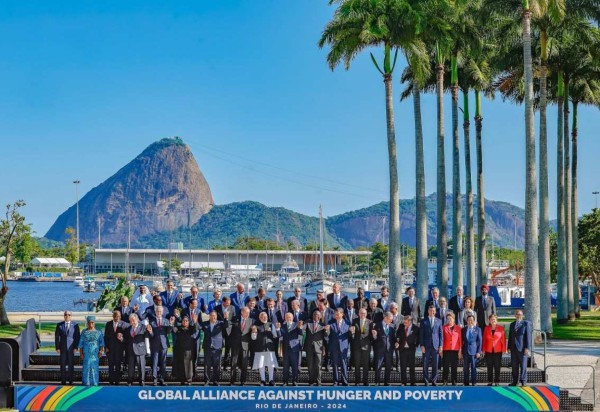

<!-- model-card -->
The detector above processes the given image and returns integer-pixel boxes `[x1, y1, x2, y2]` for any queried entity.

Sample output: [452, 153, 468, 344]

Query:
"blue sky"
[1, 1, 599, 236]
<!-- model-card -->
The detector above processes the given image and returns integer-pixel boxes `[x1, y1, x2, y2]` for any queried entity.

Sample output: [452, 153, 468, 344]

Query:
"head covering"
[86, 315, 96, 322]
[481, 285, 489, 291]
[317, 290, 324, 294]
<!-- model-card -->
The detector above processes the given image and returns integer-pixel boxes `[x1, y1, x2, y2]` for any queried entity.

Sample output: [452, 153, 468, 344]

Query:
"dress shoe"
[139, 382, 145, 386]
[127, 383, 132, 386]
[269, 381, 275, 386]
[152, 381, 157, 387]
[509, 383, 517, 387]
[519, 382, 526, 387]
[487, 383, 493, 386]
[431, 382, 437, 386]
[260, 381, 266, 386]
[292, 382, 298, 386]
[158, 381, 166, 386]
[423, 381, 429, 386]
[494, 383, 499, 386]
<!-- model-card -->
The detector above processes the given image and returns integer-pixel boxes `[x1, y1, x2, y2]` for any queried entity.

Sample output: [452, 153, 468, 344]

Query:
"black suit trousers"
[230, 346, 250, 384]
[352, 348, 370, 385]
[107, 347, 124, 383]
[376, 349, 394, 384]
[486, 351, 502, 383]
[442, 350, 459, 384]
[205, 348, 222, 383]
[59, 349, 75, 384]
[400, 348, 416, 385]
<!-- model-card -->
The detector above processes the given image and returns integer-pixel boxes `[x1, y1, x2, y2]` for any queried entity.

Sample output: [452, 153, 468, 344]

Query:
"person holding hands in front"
[462, 314, 483, 386]
[483, 314, 506, 386]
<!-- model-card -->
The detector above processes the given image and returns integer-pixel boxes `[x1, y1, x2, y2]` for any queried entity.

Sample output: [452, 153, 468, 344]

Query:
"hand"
[458, 351, 463, 360]
[421, 346, 426, 354]
[350, 326, 356, 334]
[371, 329, 377, 337]
[56, 349, 60, 353]
[298, 321, 304, 328]
[524, 349, 529, 356]
[324, 325, 330, 331]
[438, 347, 443, 355]
[394, 342, 399, 348]
[146, 324, 152, 332]
[476, 353, 481, 359]
[192, 314, 198, 323]
[175, 308, 181, 317]
[170, 316, 176, 324]
[134, 304, 139, 312]
[117, 333, 123, 341]
[177, 293, 183, 300]
[251, 325, 257, 332]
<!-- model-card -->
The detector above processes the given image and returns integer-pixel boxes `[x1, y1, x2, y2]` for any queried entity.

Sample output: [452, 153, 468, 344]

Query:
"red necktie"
[131, 328, 135, 337]
[241, 318, 246, 330]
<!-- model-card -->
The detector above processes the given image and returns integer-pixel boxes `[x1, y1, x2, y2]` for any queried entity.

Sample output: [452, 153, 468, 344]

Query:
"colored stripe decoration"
[492, 386, 560, 411]
[18, 385, 103, 411]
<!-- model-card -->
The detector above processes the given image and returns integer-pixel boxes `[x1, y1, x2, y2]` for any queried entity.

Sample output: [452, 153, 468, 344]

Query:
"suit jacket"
[401, 296, 421, 325]
[252, 322, 277, 352]
[228, 316, 254, 351]
[263, 308, 284, 325]
[373, 321, 397, 353]
[396, 324, 420, 350]
[274, 300, 289, 317]
[286, 296, 308, 314]
[327, 293, 348, 310]
[390, 313, 403, 329]
[458, 309, 477, 328]
[289, 310, 308, 323]
[436, 307, 451, 325]
[320, 307, 336, 325]
[344, 308, 358, 324]
[508, 320, 532, 353]
[104, 320, 128, 353]
[474, 294, 496, 327]
[350, 318, 372, 351]
[115, 305, 134, 320]
[55, 321, 80, 351]
[180, 307, 203, 326]
[183, 295, 205, 311]
[160, 290, 180, 313]
[149, 317, 172, 350]
[425, 298, 441, 311]
[377, 297, 394, 312]
[214, 304, 236, 335]
[142, 305, 170, 322]
[482, 325, 507, 353]
[353, 297, 369, 310]
[200, 320, 228, 350]
[419, 316, 443, 350]
[326, 319, 351, 354]
[302, 321, 326, 353]
[230, 292, 250, 313]
[124, 323, 151, 356]
[442, 324, 463, 351]
[207, 299, 222, 314]
[255, 296, 268, 311]
[462, 326, 483, 356]
[367, 307, 383, 323]
[278, 322, 303, 353]
[449, 295, 465, 318]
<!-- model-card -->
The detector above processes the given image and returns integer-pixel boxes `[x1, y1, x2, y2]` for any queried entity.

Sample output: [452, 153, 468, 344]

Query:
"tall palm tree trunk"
[522, 6, 541, 335]
[436, 63, 449, 298]
[463, 89, 476, 299]
[451, 56, 463, 294]
[563, 76, 574, 319]
[556, 72, 569, 324]
[475, 90, 486, 289]
[571, 101, 580, 317]
[538, 33, 552, 335]
[414, 86, 429, 306]
[384, 72, 402, 302]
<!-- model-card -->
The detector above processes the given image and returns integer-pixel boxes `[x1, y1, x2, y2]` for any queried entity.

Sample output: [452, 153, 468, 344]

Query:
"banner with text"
[15, 385, 560, 412]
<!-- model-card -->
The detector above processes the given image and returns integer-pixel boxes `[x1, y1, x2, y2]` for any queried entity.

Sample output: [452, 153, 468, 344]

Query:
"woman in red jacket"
[442, 312, 462, 385]
[482, 314, 506, 386]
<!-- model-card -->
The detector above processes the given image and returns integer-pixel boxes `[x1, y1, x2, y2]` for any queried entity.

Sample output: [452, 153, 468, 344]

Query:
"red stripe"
[30, 386, 57, 411]
[536, 386, 560, 411]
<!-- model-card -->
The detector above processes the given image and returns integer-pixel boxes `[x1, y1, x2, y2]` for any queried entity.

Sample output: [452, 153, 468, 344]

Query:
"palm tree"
[319, 0, 421, 302]
[461, 86, 475, 298]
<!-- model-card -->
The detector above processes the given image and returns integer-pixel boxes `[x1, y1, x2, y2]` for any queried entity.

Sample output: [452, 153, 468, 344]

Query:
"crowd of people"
[54, 282, 533, 387]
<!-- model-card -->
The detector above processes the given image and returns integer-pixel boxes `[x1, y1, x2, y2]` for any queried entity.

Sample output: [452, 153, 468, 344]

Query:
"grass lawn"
[0, 323, 106, 338]
[550, 311, 600, 340]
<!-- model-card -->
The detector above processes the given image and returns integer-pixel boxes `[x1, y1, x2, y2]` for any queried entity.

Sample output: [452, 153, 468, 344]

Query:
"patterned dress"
[78, 329, 104, 386]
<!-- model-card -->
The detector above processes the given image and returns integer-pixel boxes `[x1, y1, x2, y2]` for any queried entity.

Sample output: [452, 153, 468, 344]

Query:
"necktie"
[158, 318, 161, 328]
[269, 311, 273, 322]
[66, 322, 70, 333]
[114, 323, 117, 333]
[295, 312, 299, 322]
[483, 297, 487, 310]
[405, 327, 409, 337]
[131, 327, 135, 337]
[468, 328, 473, 340]
[287, 322, 292, 330]
[385, 325, 389, 336]
[458, 297, 462, 308]
[338, 321, 342, 331]
[241, 318, 246, 330]
[361, 320, 364, 333]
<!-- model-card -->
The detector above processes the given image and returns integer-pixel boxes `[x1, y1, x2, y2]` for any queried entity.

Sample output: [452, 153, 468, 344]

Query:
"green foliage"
[370, 242, 389, 275]
[578, 209, 600, 289]
[64, 227, 78, 264]
[96, 278, 135, 312]
[13, 230, 38, 266]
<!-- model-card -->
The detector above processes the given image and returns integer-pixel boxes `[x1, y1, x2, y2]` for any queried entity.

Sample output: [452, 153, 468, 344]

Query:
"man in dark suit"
[180, 297, 202, 373]
[344, 299, 358, 324]
[142, 295, 170, 322]
[367, 298, 383, 323]
[372, 312, 397, 386]
[327, 283, 348, 310]
[401, 287, 421, 326]
[214, 296, 236, 368]
[115, 296, 133, 319]
[316, 299, 334, 371]
[274, 290, 289, 317]
[302, 310, 326, 386]
[104, 310, 128, 385]
[436, 297, 451, 326]
[124, 313, 152, 386]
[230, 283, 250, 315]
[289, 299, 308, 323]
[254, 287, 268, 311]
[377, 286, 394, 312]
[200, 310, 229, 385]
[326, 308, 351, 386]
[183, 286, 206, 313]
[277, 312, 303, 385]
[475, 285, 497, 328]
[149, 306, 171, 386]
[287, 287, 308, 316]
[228, 307, 254, 385]
[160, 279, 183, 314]
[449, 286, 465, 318]
[462, 314, 483, 386]
[350, 308, 372, 386]
[309, 290, 325, 315]
[508, 310, 532, 386]
[420, 305, 443, 386]
[397, 315, 419, 386]
[353, 287, 369, 310]
[425, 287, 441, 311]
[247, 298, 262, 321]
[55, 311, 80, 385]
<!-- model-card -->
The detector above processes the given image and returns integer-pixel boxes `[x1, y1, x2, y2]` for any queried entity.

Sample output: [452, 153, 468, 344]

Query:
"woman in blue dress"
[78, 315, 105, 386]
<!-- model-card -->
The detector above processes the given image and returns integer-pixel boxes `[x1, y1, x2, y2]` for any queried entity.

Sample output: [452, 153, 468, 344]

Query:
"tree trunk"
[556, 73, 569, 324]
[475, 90, 486, 289]
[571, 101, 580, 317]
[563, 76, 575, 319]
[414, 86, 429, 306]
[436, 63, 449, 298]
[522, 9, 541, 335]
[384, 73, 402, 303]
[0, 287, 9, 326]
[452, 81, 463, 295]
[463, 89, 476, 299]
[538, 44, 552, 335]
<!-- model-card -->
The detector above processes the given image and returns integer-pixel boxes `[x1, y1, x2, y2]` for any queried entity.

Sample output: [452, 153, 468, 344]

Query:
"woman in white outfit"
[251, 311, 279, 386]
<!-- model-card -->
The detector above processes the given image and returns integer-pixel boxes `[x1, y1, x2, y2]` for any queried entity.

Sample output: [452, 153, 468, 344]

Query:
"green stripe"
[492, 387, 535, 411]
[58, 387, 103, 411]
[54, 386, 87, 411]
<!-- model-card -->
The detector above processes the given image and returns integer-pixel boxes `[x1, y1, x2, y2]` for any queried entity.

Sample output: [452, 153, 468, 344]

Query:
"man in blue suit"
[149, 306, 172, 386]
[420, 305, 443, 386]
[230, 283, 250, 315]
[508, 310, 532, 386]
[183, 286, 206, 313]
[277, 312, 304, 385]
[326, 308, 351, 386]
[200, 310, 229, 385]
[373, 312, 397, 386]
[55, 311, 80, 385]
[462, 314, 483, 386]
[160, 280, 182, 314]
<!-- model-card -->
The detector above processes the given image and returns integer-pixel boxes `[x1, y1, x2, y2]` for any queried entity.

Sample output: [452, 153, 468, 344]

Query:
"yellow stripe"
[44, 386, 74, 411]
[522, 387, 548, 411]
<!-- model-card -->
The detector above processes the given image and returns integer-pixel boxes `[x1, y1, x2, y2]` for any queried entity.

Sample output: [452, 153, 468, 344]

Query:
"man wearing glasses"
[55, 311, 80, 385]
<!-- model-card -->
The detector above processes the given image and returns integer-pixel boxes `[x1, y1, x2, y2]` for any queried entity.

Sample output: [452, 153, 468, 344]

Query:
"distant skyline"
[1, 1, 598, 236]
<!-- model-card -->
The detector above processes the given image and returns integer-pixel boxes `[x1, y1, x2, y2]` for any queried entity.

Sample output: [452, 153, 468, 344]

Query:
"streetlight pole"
[512, 213, 517, 249]
[73, 180, 81, 264]
[593, 191, 599, 210]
